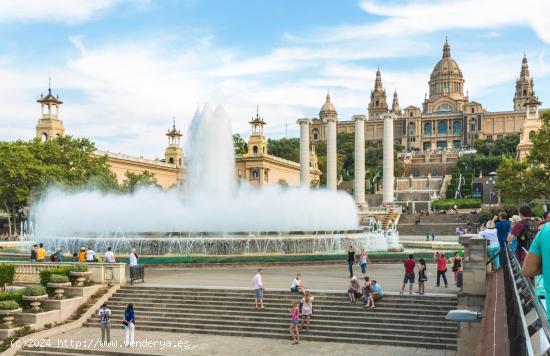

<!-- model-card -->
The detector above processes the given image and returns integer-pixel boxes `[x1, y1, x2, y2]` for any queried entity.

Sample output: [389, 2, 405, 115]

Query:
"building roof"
[430, 39, 463, 81]
[319, 92, 337, 116]
[37, 85, 63, 105]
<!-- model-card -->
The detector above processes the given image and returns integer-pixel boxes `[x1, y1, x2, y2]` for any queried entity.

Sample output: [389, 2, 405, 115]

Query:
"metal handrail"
[504, 243, 550, 355]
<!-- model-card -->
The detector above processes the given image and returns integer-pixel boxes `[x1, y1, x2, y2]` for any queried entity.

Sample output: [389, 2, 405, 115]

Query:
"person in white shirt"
[128, 248, 138, 267]
[98, 303, 111, 343]
[104, 247, 115, 263]
[480, 218, 500, 271]
[290, 273, 305, 294]
[85, 247, 96, 262]
[252, 268, 264, 309]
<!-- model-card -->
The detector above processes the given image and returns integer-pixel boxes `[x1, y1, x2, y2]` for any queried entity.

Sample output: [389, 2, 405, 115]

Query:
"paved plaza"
[143, 262, 460, 294]
[43, 327, 456, 356]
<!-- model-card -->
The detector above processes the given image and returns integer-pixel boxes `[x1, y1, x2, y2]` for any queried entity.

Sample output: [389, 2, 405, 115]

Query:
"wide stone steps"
[85, 286, 458, 350]
[90, 307, 457, 327]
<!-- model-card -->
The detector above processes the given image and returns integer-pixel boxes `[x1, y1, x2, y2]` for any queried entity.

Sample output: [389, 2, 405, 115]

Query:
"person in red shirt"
[401, 254, 416, 295]
[434, 252, 448, 287]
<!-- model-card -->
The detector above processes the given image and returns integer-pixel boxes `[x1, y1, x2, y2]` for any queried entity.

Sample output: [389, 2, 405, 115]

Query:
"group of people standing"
[401, 251, 463, 294]
[30, 245, 140, 267]
[98, 303, 136, 346]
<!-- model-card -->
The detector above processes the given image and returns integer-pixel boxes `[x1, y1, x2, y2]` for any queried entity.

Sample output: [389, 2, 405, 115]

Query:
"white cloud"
[0, 0, 120, 23]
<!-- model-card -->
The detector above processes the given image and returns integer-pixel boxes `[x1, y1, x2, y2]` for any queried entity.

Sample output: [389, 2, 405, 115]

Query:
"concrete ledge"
[65, 285, 100, 299]
[4, 284, 119, 356]
[42, 297, 83, 319]
[0, 327, 24, 339]
[16, 309, 59, 326]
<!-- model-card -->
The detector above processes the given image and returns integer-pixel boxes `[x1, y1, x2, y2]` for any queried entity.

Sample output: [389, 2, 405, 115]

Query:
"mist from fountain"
[32, 105, 360, 246]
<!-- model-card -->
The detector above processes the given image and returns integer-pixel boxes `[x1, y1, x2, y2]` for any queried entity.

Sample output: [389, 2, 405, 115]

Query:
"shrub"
[0, 291, 24, 305]
[39, 267, 72, 287]
[0, 300, 20, 310]
[72, 263, 88, 272]
[0, 264, 15, 286]
[22, 286, 47, 296]
[432, 198, 481, 210]
[49, 274, 69, 284]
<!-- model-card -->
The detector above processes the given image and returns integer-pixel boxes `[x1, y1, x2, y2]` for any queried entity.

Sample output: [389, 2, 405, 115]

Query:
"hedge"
[0, 263, 15, 286]
[23, 286, 47, 296]
[39, 267, 72, 287]
[0, 300, 20, 310]
[0, 291, 24, 305]
[432, 198, 481, 210]
[49, 274, 69, 283]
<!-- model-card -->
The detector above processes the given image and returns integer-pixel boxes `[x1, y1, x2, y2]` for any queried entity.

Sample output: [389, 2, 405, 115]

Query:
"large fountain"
[31, 105, 399, 256]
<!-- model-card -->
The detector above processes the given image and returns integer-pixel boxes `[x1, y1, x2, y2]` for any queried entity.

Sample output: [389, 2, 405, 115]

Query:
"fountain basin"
[37, 230, 400, 256]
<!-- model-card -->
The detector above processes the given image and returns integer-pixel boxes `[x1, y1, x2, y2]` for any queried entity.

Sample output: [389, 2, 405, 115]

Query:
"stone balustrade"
[7, 261, 126, 285]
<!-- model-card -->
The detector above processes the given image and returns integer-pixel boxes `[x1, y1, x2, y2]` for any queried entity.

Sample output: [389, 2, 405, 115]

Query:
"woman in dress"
[300, 291, 314, 332]
[450, 251, 462, 285]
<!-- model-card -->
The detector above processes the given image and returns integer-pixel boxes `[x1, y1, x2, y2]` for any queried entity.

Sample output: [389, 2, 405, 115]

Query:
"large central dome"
[428, 39, 465, 101]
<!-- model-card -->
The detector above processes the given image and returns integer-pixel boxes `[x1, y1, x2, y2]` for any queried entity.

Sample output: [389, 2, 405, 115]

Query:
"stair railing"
[503, 243, 550, 355]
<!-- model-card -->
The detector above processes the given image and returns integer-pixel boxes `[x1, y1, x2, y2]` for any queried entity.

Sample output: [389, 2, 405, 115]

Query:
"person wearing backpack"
[508, 205, 538, 264]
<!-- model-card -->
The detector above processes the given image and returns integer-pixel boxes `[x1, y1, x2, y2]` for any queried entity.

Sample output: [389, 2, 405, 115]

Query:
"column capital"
[323, 116, 337, 123]
[296, 118, 311, 125]
[382, 113, 397, 121]
[352, 115, 366, 122]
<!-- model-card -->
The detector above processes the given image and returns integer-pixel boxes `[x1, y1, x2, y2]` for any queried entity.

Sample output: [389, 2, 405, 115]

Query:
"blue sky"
[0, 0, 549, 157]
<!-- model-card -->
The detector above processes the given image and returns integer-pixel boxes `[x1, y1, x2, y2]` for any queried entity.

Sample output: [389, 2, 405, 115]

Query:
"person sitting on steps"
[290, 273, 305, 294]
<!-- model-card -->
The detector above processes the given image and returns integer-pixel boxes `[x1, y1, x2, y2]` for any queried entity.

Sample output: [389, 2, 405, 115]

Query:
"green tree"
[0, 136, 117, 234]
[267, 138, 300, 162]
[496, 112, 550, 203]
[121, 171, 160, 193]
[233, 134, 248, 155]
[457, 134, 519, 176]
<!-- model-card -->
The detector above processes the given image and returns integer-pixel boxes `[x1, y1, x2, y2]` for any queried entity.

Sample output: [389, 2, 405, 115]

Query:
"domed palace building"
[309, 39, 548, 175]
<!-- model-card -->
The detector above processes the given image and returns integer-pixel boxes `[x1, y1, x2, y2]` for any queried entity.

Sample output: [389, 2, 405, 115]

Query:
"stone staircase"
[398, 213, 479, 236]
[71, 285, 458, 350]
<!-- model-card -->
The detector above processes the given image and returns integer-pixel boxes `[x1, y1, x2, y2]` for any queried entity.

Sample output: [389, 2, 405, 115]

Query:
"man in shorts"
[252, 268, 264, 309]
[401, 254, 416, 295]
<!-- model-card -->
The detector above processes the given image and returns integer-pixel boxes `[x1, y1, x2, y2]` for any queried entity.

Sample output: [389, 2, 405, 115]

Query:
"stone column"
[353, 115, 366, 207]
[297, 118, 311, 187]
[383, 113, 395, 204]
[326, 117, 337, 190]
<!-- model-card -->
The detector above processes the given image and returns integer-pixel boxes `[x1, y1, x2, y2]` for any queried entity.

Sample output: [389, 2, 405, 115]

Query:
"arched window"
[312, 128, 319, 140]
[453, 121, 462, 134]
[41, 133, 48, 142]
[375, 100, 379, 107]
[251, 169, 259, 180]
[523, 89, 527, 96]
[438, 121, 447, 135]
[529, 131, 535, 141]
[409, 112, 413, 118]
[471, 108, 475, 114]
[168, 157, 174, 164]
[424, 122, 432, 136]
[178, 158, 182, 166]
[253, 146, 258, 154]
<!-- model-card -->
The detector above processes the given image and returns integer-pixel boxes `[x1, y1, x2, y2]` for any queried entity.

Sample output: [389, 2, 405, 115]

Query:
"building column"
[383, 113, 395, 205]
[297, 118, 311, 187]
[353, 115, 366, 207]
[326, 118, 337, 190]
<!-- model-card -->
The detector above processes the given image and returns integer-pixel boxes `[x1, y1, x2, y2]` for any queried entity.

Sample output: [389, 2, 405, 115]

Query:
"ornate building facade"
[33, 89, 317, 189]
[309, 40, 546, 161]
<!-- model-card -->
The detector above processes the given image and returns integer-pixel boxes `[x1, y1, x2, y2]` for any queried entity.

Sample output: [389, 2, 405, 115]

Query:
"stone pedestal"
[462, 237, 487, 295]
[297, 118, 311, 187]
[326, 118, 337, 190]
[353, 115, 366, 208]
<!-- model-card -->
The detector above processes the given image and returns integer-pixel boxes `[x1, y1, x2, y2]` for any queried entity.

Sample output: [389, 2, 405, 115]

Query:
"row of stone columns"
[297, 112, 395, 207]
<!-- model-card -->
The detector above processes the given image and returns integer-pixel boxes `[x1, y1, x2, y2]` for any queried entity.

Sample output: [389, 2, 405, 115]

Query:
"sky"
[0, 0, 549, 158]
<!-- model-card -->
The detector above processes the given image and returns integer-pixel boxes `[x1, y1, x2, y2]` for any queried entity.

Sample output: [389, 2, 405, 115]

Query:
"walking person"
[98, 303, 111, 344]
[435, 252, 448, 287]
[417, 258, 427, 295]
[450, 251, 463, 285]
[359, 248, 370, 277]
[347, 245, 356, 278]
[253, 268, 264, 309]
[401, 254, 416, 295]
[288, 301, 300, 345]
[300, 291, 314, 332]
[123, 304, 135, 347]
